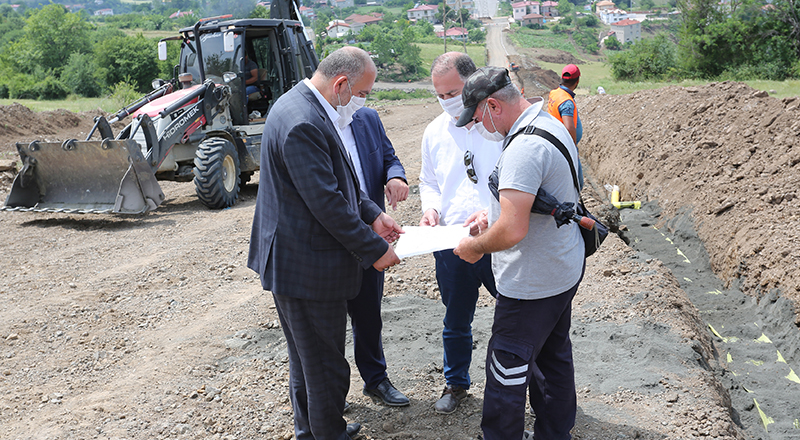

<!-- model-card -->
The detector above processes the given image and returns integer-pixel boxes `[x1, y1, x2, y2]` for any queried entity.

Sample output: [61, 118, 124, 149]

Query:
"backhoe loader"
[3, 0, 318, 214]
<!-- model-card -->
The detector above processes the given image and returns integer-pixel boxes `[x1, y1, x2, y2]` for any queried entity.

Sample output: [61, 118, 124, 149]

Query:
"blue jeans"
[434, 250, 497, 390]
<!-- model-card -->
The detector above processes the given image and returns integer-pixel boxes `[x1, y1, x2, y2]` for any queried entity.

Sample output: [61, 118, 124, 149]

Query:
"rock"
[0, 159, 17, 172]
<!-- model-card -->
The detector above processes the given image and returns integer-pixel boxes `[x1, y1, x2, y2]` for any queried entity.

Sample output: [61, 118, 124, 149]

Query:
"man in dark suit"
[248, 47, 402, 440]
[343, 107, 409, 406]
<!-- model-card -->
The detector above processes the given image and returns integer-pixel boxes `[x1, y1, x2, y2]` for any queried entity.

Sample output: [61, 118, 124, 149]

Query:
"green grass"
[537, 59, 800, 99]
[120, 29, 177, 39]
[355, 6, 404, 15]
[508, 27, 576, 56]
[415, 42, 486, 71]
[0, 97, 114, 113]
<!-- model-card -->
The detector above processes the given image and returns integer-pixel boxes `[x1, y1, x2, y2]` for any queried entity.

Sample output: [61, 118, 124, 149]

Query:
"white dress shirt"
[339, 124, 367, 190]
[419, 111, 503, 226]
[302, 78, 368, 186]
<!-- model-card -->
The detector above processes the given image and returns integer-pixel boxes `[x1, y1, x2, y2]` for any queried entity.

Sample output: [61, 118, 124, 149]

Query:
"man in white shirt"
[418, 52, 502, 415]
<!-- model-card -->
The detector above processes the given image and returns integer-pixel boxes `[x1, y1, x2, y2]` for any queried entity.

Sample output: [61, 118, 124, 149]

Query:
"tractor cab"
[168, 17, 317, 126]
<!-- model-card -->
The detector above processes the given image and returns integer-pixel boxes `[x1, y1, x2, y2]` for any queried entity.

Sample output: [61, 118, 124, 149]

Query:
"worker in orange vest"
[547, 64, 583, 188]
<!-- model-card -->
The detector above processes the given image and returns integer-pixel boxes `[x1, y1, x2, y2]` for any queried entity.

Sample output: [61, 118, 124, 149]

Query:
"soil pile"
[580, 81, 800, 321]
[508, 54, 562, 98]
[0, 103, 106, 149]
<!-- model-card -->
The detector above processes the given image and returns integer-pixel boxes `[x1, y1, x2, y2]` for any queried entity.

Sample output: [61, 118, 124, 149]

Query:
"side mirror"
[222, 72, 238, 83]
[223, 31, 235, 52]
[158, 41, 168, 61]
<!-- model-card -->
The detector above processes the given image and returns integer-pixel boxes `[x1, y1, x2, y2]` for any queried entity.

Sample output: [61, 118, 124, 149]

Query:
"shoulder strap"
[504, 124, 581, 198]
[530, 128, 581, 195]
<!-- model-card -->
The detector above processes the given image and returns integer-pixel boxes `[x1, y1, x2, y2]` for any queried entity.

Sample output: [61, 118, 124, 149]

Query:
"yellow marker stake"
[754, 399, 774, 433]
[748, 359, 765, 366]
[684, 277, 693, 283]
[777, 350, 786, 363]
[727, 353, 733, 363]
[794, 419, 799, 429]
[707, 289, 722, 295]
[708, 324, 729, 343]
[756, 333, 773, 344]
[676, 248, 691, 264]
[787, 369, 800, 384]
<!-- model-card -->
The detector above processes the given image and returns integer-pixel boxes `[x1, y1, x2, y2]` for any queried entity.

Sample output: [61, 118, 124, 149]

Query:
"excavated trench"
[618, 202, 800, 440]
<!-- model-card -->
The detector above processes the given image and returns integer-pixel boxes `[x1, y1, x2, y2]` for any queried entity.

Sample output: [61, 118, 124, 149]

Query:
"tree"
[18, 5, 92, 74]
[604, 34, 622, 50]
[61, 52, 102, 97]
[94, 34, 159, 93]
[468, 28, 486, 43]
[608, 34, 678, 80]
[557, 0, 573, 16]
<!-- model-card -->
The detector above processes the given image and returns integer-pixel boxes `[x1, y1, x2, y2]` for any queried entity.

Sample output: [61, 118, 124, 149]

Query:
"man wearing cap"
[548, 64, 584, 187]
[453, 66, 585, 440]
[418, 52, 501, 415]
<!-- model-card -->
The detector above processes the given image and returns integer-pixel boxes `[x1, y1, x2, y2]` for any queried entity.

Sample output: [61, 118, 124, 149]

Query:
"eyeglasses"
[464, 150, 477, 184]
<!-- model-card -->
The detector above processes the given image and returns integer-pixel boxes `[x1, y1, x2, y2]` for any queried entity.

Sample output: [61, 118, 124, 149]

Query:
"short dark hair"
[562, 77, 579, 88]
[431, 52, 477, 81]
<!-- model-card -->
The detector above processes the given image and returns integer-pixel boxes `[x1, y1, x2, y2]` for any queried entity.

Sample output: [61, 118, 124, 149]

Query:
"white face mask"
[438, 95, 464, 120]
[336, 78, 366, 129]
[475, 103, 504, 142]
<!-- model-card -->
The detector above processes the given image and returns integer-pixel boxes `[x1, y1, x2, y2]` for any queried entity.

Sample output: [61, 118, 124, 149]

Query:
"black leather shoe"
[346, 422, 361, 438]
[363, 377, 410, 407]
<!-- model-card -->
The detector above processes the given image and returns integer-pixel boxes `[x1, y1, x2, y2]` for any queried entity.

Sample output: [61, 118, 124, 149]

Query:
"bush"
[5, 73, 68, 100]
[34, 75, 69, 100]
[608, 34, 678, 81]
[61, 53, 102, 98]
[108, 79, 141, 110]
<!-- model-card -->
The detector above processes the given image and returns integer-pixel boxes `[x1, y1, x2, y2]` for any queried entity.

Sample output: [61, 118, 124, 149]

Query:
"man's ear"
[333, 75, 348, 94]
[487, 97, 501, 115]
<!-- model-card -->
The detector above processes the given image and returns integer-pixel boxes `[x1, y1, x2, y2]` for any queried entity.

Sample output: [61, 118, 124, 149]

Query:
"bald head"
[431, 52, 476, 82]
[315, 46, 376, 84]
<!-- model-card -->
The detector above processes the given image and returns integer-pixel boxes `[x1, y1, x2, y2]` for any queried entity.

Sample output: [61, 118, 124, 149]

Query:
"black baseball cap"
[455, 67, 512, 128]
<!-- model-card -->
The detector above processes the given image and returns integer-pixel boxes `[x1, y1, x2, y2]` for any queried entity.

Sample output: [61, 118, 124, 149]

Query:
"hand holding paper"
[393, 225, 471, 259]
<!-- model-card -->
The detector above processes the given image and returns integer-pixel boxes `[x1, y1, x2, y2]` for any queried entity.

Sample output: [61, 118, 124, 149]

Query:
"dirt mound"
[580, 81, 800, 320]
[507, 54, 562, 98]
[536, 50, 584, 65]
[0, 103, 108, 154]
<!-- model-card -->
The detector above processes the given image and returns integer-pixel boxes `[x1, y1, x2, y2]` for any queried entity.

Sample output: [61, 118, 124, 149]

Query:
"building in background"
[610, 18, 641, 43]
[600, 7, 629, 24]
[407, 4, 439, 22]
[512, 1, 540, 21]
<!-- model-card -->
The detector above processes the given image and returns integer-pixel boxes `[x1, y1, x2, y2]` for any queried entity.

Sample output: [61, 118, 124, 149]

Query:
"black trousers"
[481, 264, 584, 440]
[273, 293, 352, 440]
[347, 267, 388, 389]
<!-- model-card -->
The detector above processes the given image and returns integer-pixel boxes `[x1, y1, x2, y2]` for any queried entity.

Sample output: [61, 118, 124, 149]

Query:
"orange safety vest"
[547, 87, 577, 123]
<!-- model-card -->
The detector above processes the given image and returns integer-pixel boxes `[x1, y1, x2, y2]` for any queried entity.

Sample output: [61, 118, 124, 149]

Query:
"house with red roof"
[521, 12, 544, 26]
[610, 18, 641, 43]
[407, 4, 438, 23]
[540, 1, 558, 16]
[512, 1, 540, 21]
[327, 20, 352, 38]
[435, 26, 469, 41]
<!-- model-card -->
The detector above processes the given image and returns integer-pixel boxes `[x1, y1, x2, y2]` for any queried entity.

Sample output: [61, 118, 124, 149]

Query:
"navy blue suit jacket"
[247, 82, 388, 301]
[350, 107, 406, 209]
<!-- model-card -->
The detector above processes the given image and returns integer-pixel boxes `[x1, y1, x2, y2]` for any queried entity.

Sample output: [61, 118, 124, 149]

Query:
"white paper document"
[393, 225, 471, 259]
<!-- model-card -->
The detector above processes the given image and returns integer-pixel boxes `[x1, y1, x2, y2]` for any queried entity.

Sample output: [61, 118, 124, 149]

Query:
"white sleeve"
[418, 130, 441, 214]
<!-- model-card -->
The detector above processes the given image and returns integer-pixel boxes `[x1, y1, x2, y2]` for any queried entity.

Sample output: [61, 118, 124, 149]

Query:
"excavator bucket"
[2, 139, 164, 214]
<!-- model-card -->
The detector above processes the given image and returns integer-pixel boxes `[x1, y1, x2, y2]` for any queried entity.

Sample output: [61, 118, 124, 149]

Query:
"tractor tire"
[193, 138, 241, 209]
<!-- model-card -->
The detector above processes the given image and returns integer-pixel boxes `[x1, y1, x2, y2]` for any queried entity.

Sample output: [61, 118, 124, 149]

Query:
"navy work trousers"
[347, 267, 387, 389]
[434, 250, 497, 390]
[481, 266, 584, 440]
